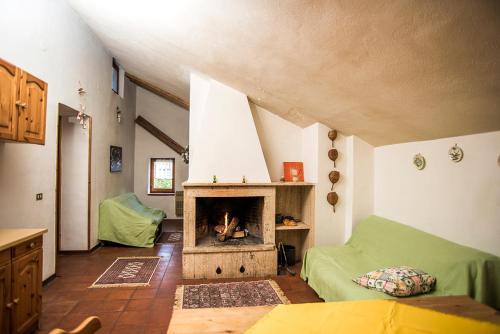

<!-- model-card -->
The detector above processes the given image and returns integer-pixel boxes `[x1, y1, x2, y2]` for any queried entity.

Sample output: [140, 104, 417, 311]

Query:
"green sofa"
[301, 215, 500, 309]
[98, 193, 165, 247]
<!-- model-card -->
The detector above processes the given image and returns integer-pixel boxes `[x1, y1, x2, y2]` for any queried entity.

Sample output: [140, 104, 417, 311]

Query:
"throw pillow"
[353, 266, 436, 297]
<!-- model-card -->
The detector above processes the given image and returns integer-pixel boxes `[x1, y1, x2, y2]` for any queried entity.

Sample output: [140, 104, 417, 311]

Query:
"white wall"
[0, 0, 136, 279]
[251, 104, 303, 181]
[60, 115, 89, 250]
[189, 73, 270, 183]
[134, 87, 189, 218]
[344, 135, 374, 240]
[374, 131, 500, 256]
[303, 124, 348, 246]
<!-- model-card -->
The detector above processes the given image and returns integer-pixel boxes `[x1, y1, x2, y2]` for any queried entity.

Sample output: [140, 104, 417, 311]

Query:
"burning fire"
[223, 212, 229, 234]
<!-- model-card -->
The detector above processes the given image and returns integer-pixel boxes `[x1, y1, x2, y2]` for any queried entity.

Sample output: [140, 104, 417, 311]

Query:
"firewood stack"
[214, 216, 247, 241]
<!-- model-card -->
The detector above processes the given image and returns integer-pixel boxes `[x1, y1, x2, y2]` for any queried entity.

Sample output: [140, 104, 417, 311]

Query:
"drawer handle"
[216, 266, 222, 275]
[239, 265, 245, 273]
[6, 302, 13, 309]
[13, 298, 19, 305]
[29, 242, 35, 249]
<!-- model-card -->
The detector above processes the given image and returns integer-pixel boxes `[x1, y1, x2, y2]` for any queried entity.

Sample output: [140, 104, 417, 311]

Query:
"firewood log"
[232, 230, 246, 238]
[214, 224, 225, 234]
[217, 217, 239, 241]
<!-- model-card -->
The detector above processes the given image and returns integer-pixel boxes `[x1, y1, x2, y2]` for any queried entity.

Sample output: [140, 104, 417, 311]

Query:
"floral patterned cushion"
[353, 266, 436, 297]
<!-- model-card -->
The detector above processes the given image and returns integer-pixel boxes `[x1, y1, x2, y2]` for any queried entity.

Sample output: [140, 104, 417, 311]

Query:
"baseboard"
[163, 218, 183, 224]
[58, 242, 102, 255]
[43, 273, 57, 286]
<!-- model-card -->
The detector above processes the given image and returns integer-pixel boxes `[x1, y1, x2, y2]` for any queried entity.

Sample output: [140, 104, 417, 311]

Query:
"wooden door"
[0, 58, 19, 141]
[0, 263, 11, 334]
[12, 249, 42, 334]
[17, 71, 47, 145]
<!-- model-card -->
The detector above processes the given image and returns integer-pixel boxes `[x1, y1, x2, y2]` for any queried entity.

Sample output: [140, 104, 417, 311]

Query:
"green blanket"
[301, 215, 500, 309]
[98, 193, 165, 248]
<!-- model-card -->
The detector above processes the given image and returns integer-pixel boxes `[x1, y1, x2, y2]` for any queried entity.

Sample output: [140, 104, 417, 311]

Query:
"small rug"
[89, 256, 160, 288]
[159, 232, 183, 244]
[174, 280, 290, 309]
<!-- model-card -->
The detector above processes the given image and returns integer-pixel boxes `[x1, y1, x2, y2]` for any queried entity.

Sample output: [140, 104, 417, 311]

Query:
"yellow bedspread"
[245, 300, 500, 334]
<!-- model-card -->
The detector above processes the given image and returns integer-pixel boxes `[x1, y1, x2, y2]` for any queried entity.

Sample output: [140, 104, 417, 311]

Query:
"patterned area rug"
[89, 256, 160, 288]
[175, 280, 290, 309]
[159, 232, 183, 244]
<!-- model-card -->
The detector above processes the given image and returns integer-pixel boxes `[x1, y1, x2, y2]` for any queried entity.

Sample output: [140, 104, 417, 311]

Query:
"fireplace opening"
[195, 197, 264, 247]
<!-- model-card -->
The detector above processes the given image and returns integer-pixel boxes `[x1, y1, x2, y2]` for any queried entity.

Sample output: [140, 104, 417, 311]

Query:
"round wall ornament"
[448, 144, 463, 163]
[413, 153, 426, 170]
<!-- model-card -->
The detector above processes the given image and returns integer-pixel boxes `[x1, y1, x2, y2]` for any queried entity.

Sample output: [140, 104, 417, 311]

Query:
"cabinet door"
[0, 263, 11, 334]
[12, 249, 42, 334]
[17, 71, 47, 145]
[0, 58, 19, 141]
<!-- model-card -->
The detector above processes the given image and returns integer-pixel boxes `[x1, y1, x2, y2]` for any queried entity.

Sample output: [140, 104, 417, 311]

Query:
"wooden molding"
[126, 73, 189, 110]
[135, 115, 185, 155]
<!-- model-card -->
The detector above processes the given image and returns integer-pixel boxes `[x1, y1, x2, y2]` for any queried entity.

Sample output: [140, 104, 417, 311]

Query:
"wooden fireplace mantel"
[183, 182, 315, 187]
[182, 182, 315, 279]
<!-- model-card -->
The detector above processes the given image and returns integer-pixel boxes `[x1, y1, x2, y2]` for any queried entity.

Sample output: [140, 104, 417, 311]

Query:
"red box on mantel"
[283, 162, 304, 182]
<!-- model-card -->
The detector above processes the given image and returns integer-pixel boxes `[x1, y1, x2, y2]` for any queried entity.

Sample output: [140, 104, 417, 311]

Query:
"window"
[149, 158, 175, 195]
[112, 58, 119, 94]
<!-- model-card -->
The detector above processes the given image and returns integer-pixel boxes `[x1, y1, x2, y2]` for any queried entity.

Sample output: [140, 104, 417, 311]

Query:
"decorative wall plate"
[413, 153, 426, 170]
[448, 144, 463, 163]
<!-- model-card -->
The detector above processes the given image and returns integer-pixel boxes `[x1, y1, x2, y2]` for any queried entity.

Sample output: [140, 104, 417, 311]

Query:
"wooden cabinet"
[0, 59, 19, 141]
[0, 233, 44, 334]
[12, 250, 41, 334]
[0, 261, 11, 334]
[0, 58, 47, 145]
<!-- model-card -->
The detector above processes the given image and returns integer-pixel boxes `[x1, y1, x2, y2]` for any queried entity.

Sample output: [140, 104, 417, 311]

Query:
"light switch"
[36, 193, 43, 201]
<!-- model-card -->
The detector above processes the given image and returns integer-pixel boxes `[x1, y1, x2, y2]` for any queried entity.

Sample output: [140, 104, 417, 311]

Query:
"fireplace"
[183, 184, 277, 279]
[195, 197, 264, 247]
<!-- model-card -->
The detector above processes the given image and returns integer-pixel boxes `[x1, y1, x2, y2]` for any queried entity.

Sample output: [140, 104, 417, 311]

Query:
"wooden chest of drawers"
[0, 229, 46, 334]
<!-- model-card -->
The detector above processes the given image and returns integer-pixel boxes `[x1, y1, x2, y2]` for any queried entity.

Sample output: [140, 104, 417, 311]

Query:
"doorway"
[56, 103, 92, 252]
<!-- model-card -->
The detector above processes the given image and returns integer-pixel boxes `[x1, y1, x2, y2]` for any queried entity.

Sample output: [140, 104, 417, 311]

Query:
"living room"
[0, 1, 499, 334]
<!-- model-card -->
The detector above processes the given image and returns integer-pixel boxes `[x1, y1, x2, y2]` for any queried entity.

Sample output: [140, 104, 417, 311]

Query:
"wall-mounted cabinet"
[0, 58, 47, 145]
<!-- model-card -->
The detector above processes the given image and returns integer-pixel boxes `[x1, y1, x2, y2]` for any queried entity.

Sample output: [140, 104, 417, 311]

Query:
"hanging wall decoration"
[328, 148, 338, 167]
[328, 129, 340, 212]
[329, 170, 340, 185]
[110, 146, 123, 173]
[328, 129, 338, 142]
[413, 153, 426, 170]
[76, 82, 90, 129]
[327, 192, 338, 213]
[448, 144, 464, 163]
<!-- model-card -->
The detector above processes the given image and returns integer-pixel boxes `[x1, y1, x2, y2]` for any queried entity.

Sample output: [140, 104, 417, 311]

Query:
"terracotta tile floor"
[38, 238, 321, 333]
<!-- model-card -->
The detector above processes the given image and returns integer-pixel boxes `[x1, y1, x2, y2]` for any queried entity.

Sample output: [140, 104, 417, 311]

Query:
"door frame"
[56, 103, 92, 254]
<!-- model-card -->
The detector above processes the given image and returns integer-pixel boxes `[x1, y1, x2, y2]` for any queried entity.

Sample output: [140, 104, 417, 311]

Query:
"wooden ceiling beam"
[126, 73, 189, 110]
[135, 116, 185, 155]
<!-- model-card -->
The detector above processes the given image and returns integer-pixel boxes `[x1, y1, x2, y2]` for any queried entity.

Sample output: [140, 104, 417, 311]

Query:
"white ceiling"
[67, 0, 500, 146]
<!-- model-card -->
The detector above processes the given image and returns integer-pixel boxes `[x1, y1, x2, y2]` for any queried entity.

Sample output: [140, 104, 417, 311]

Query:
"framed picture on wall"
[110, 146, 122, 172]
[283, 161, 304, 182]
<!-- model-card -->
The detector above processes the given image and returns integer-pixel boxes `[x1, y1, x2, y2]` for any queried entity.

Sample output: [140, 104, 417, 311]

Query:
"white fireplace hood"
[188, 73, 271, 183]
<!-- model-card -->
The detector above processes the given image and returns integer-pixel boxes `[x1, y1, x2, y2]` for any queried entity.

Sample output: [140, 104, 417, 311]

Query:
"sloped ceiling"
[67, 0, 500, 146]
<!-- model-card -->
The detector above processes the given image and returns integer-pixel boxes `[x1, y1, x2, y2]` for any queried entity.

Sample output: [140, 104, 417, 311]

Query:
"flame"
[223, 212, 229, 234]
